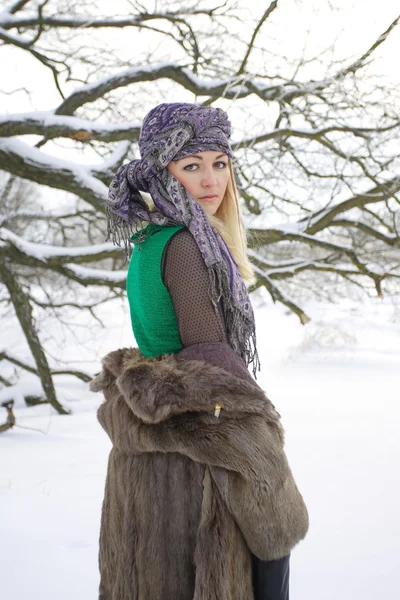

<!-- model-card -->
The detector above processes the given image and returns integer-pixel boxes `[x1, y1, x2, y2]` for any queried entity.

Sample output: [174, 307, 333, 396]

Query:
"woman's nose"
[201, 168, 218, 187]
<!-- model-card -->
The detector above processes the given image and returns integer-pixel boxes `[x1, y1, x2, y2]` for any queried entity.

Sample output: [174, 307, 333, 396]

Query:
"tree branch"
[0, 351, 92, 382]
[0, 138, 108, 210]
[0, 209, 96, 228]
[7, 0, 32, 16]
[236, 122, 400, 149]
[0, 26, 65, 98]
[0, 260, 69, 414]
[1, 7, 229, 30]
[0, 229, 127, 288]
[0, 112, 141, 143]
[0, 402, 15, 434]
[300, 177, 400, 234]
[249, 250, 399, 281]
[326, 218, 400, 246]
[249, 264, 311, 324]
[248, 227, 388, 296]
[334, 14, 400, 80]
[54, 62, 337, 116]
[236, 1, 278, 76]
[0, 227, 121, 263]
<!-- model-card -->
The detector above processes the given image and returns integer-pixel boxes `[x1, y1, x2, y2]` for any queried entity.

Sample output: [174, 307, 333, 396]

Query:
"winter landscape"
[1, 1, 400, 599]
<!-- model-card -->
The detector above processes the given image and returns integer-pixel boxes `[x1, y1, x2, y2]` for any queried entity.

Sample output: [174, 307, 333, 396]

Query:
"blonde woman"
[90, 103, 308, 600]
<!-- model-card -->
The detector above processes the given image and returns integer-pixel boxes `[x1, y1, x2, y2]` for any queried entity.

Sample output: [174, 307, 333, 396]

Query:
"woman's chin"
[198, 202, 218, 216]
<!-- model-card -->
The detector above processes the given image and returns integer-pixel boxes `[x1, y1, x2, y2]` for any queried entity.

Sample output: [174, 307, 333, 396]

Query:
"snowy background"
[1, 294, 399, 600]
[1, 0, 400, 598]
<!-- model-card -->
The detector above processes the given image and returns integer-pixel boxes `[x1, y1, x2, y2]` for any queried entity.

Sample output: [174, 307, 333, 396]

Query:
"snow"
[0, 25, 32, 46]
[0, 227, 119, 261]
[0, 378, 44, 408]
[273, 221, 308, 234]
[65, 263, 126, 283]
[0, 137, 109, 199]
[1, 296, 400, 599]
[72, 61, 182, 94]
[0, 111, 141, 135]
[90, 141, 131, 171]
[180, 67, 233, 90]
[59, 62, 267, 101]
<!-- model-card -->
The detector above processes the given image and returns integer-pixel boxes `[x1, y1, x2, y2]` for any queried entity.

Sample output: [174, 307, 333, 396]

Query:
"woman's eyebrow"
[182, 153, 226, 160]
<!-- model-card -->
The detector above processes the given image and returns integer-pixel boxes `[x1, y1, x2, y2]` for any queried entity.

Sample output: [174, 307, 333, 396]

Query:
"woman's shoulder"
[163, 227, 204, 264]
[130, 223, 185, 243]
[162, 227, 207, 286]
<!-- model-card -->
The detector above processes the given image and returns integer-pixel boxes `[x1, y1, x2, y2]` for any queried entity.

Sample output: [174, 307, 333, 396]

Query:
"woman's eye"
[183, 161, 227, 171]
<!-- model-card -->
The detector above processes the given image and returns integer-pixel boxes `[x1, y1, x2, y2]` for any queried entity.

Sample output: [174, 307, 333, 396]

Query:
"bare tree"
[0, 174, 116, 419]
[0, 0, 399, 419]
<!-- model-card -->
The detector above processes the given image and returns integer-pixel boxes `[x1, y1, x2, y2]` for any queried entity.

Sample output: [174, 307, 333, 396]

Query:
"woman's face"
[167, 150, 230, 216]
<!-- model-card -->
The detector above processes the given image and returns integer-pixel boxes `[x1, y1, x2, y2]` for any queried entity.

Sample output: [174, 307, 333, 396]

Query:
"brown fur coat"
[90, 347, 309, 600]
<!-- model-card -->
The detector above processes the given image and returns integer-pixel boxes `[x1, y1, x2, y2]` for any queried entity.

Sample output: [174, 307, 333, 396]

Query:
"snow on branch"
[64, 263, 126, 286]
[90, 141, 131, 180]
[8, 105, 397, 188]
[299, 177, 400, 234]
[0, 112, 141, 142]
[249, 228, 389, 296]
[0, 227, 126, 288]
[236, 123, 400, 150]
[1, 6, 224, 30]
[0, 24, 35, 47]
[325, 219, 399, 246]
[55, 63, 233, 115]
[54, 62, 326, 116]
[248, 250, 382, 279]
[0, 137, 108, 209]
[0, 227, 121, 262]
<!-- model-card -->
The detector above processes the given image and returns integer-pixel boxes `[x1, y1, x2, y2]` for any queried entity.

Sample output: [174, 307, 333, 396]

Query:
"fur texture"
[90, 347, 309, 599]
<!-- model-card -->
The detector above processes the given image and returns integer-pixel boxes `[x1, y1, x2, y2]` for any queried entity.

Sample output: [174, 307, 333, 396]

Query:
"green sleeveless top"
[126, 223, 185, 357]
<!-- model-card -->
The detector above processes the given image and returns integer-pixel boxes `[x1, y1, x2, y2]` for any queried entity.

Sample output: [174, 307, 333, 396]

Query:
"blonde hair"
[142, 160, 256, 286]
[207, 161, 256, 286]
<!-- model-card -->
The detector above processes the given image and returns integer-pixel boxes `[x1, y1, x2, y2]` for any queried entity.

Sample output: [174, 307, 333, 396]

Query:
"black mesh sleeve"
[162, 229, 255, 385]
[162, 229, 228, 346]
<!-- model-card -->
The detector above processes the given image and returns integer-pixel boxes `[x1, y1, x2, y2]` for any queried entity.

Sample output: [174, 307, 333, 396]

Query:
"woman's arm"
[162, 228, 256, 384]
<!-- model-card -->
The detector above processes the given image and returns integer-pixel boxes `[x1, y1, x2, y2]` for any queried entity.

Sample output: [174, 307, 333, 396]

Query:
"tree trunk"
[0, 261, 69, 415]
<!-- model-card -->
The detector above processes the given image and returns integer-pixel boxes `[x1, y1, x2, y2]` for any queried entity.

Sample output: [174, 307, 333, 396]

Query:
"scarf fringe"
[105, 204, 143, 262]
[209, 262, 260, 378]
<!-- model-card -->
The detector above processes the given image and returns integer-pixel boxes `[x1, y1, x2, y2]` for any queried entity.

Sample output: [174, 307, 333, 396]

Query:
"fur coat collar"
[90, 347, 309, 600]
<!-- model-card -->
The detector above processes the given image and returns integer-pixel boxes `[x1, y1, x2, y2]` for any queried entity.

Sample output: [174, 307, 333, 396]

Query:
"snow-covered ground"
[1, 296, 399, 599]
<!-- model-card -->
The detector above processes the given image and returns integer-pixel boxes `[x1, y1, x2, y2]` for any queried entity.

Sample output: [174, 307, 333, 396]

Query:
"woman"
[90, 103, 309, 600]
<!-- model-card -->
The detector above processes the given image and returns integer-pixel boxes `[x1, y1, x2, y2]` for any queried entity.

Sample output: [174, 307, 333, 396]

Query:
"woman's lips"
[199, 195, 218, 202]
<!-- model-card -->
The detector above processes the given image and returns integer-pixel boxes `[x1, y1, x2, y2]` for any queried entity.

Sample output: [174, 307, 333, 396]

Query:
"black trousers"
[252, 553, 290, 600]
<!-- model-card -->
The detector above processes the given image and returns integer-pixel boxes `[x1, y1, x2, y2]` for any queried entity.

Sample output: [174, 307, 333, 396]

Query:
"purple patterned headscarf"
[106, 102, 260, 375]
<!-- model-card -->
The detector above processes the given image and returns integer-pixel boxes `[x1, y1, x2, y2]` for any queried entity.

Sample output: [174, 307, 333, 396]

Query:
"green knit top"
[126, 223, 185, 357]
